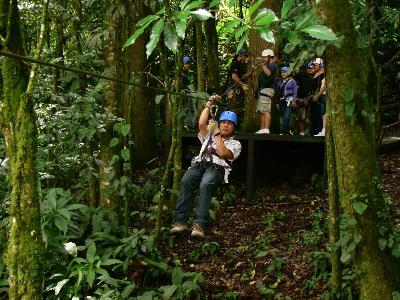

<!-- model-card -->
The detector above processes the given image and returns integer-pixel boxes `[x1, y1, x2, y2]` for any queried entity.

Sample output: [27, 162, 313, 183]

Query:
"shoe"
[264, 129, 270, 134]
[170, 223, 188, 234]
[314, 131, 325, 137]
[299, 132, 305, 136]
[191, 223, 205, 238]
[255, 129, 266, 134]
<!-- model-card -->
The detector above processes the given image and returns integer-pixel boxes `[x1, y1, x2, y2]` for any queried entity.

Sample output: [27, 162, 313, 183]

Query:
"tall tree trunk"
[204, 0, 219, 94]
[126, 2, 155, 170]
[195, 21, 205, 92]
[99, 1, 124, 207]
[317, 0, 400, 297]
[53, 0, 65, 93]
[243, 0, 281, 132]
[1, 0, 45, 298]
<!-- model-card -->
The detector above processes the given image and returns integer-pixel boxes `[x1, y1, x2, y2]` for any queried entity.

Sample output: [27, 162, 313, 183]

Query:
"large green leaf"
[209, 0, 220, 8]
[249, 0, 264, 18]
[160, 285, 178, 299]
[176, 18, 187, 39]
[301, 25, 338, 41]
[281, 0, 295, 19]
[236, 31, 249, 52]
[257, 28, 275, 44]
[294, 11, 314, 30]
[164, 23, 179, 53]
[225, 19, 241, 31]
[190, 8, 213, 20]
[146, 18, 165, 58]
[235, 24, 248, 40]
[123, 15, 159, 48]
[254, 9, 278, 27]
[86, 241, 96, 264]
[121, 148, 130, 161]
[182, 0, 204, 11]
[172, 267, 184, 285]
[86, 267, 95, 287]
[353, 202, 368, 215]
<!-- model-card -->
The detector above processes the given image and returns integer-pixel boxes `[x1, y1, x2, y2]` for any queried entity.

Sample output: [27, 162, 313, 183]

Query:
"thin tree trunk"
[317, 0, 400, 297]
[99, 1, 124, 207]
[53, 0, 65, 93]
[195, 21, 205, 92]
[326, 125, 342, 297]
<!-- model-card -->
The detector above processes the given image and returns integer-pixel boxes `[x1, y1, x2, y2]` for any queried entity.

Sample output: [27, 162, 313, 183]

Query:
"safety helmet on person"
[219, 111, 238, 126]
[312, 57, 324, 68]
[182, 56, 191, 63]
[280, 66, 289, 73]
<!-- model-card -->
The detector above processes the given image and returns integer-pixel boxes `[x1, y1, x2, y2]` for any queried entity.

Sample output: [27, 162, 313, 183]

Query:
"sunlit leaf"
[190, 8, 213, 20]
[257, 28, 275, 44]
[235, 24, 248, 40]
[254, 9, 278, 26]
[54, 279, 69, 295]
[294, 12, 314, 30]
[124, 15, 159, 48]
[301, 25, 338, 41]
[176, 19, 187, 39]
[146, 18, 165, 58]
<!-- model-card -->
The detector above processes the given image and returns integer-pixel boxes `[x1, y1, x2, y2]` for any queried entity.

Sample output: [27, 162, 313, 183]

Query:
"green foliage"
[338, 215, 362, 264]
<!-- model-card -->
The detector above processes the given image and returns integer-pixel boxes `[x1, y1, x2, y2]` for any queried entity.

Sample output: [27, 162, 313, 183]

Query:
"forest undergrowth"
[162, 148, 400, 299]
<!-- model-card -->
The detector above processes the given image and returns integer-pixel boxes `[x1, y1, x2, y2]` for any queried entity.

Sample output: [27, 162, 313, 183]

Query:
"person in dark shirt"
[255, 49, 277, 134]
[292, 62, 314, 135]
[226, 48, 249, 123]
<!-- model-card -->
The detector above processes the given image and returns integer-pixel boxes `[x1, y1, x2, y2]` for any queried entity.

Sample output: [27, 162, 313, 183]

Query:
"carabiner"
[210, 105, 219, 120]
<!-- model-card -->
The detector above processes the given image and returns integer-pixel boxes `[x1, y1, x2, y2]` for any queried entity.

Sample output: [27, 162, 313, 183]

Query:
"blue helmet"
[182, 56, 191, 63]
[219, 111, 238, 126]
[280, 66, 289, 73]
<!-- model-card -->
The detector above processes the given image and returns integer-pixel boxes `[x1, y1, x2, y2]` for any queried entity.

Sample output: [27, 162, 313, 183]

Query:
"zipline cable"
[0, 50, 207, 100]
[0, 50, 258, 102]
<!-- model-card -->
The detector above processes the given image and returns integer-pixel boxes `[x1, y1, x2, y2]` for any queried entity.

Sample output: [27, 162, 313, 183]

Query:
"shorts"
[256, 88, 274, 113]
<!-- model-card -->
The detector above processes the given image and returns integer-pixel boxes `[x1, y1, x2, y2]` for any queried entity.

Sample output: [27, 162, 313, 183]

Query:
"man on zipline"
[171, 96, 242, 238]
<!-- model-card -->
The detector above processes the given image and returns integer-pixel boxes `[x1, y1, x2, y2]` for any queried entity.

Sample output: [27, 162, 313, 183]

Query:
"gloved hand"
[207, 119, 220, 136]
[242, 84, 249, 92]
[312, 95, 319, 102]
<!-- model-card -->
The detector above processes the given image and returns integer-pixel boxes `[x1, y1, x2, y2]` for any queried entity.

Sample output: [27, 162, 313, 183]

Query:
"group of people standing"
[227, 49, 327, 136]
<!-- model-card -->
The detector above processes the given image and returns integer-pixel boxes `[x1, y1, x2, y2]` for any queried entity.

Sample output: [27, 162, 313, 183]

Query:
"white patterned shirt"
[191, 132, 242, 183]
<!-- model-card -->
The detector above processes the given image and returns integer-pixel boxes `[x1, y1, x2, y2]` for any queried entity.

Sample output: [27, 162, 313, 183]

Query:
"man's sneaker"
[314, 130, 325, 137]
[264, 129, 270, 134]
[191, 224, 205, 238]
[170, 223, 188, 234]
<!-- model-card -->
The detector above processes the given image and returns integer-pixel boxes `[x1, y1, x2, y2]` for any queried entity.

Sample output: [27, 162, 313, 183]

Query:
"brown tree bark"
[317, 0, 400, 297]
[204, 0, 219, 94]
[126, 2, 155, 170]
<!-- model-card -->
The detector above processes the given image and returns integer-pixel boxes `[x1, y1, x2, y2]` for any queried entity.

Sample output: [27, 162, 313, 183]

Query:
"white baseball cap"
[261, 49, 274, 57]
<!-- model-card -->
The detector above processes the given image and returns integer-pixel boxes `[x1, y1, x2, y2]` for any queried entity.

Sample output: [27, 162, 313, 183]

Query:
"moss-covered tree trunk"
[0, 0, 44, 298]
[318, 0, 400, 297]
[99, 0, 124, 207]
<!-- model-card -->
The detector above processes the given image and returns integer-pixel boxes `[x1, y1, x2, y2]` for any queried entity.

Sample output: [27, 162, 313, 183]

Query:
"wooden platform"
[182, 131, 325, 200]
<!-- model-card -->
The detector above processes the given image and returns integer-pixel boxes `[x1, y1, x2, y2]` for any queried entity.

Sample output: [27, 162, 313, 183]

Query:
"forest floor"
[164, 147, 400, 299]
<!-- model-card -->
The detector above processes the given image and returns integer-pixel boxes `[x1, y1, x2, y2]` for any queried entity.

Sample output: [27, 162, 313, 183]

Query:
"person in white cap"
[255, 49, 277, 134]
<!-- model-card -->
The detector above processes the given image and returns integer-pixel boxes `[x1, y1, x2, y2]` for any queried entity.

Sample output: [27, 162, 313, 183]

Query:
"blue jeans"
[280, 104, 292, 134]
[174, 162, 224, 228]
